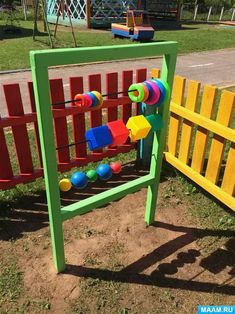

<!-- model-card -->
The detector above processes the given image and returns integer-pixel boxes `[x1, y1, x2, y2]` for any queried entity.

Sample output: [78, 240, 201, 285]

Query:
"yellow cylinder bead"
[91, 91, 103, 108]
[59, 178, 72, 192]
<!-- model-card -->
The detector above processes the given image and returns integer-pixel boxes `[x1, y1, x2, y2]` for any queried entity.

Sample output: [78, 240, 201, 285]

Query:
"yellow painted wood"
[167, 75, 186, 156]
[165, 152, 235, 211]
[178, 80, 200, 164]
[170, 102, 235, 142]
[151, 68, 161, 79]
[205, 91, 235, 184]
[221, 142, 235, 196]
[191, 86, 217, 173]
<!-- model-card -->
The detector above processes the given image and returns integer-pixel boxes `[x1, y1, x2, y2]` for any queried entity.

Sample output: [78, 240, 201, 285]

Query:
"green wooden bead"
[145, 114, 164, 132]
[86, 169, 98, 182]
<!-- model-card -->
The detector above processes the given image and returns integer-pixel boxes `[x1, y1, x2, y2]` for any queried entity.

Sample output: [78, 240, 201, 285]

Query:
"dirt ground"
[0, 165, 234, 314]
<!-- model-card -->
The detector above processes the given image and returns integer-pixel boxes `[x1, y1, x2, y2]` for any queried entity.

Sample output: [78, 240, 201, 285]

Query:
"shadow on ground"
[65, 222, 235, 295]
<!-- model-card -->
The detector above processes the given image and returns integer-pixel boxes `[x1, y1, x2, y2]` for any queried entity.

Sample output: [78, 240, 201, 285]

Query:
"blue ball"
[96, 164, 112, 181]
[70, 172, 88, 189]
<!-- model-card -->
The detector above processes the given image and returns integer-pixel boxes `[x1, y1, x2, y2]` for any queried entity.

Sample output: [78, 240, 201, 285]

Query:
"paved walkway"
[1, 48, 235, 116]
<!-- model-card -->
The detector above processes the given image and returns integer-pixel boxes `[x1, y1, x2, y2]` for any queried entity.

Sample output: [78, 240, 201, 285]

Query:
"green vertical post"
[145, 52, 177, 225]
[30, 62, 65, 272]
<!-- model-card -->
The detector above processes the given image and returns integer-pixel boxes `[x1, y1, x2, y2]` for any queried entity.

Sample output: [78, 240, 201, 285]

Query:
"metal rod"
[56, 139, 89, 150]
[51, 89, 137, 106]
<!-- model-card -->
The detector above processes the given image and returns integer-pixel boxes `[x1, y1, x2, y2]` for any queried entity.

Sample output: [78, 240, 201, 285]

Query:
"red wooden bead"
[110, 162, 122, 174]
[107, 120, 129, 146]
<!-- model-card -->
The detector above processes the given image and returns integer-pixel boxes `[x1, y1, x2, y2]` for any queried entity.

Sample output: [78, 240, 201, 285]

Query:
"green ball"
[86, 169, 98, 182]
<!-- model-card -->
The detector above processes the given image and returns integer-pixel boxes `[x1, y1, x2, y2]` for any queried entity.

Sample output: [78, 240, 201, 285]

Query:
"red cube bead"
[107, 120, 129, 146]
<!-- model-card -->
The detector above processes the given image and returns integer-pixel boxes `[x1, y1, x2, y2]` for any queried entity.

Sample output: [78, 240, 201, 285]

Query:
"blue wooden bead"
[70, 172, 88, 189]
[96, 164, 112, 181]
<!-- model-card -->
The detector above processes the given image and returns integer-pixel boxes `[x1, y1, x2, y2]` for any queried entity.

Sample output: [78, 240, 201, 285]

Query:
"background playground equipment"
[111, 10, 154, 41]
[30, 42, 177, 272]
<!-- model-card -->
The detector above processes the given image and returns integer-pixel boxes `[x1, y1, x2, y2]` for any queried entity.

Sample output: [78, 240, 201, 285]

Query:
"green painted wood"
[31, 66, 65, 273]
[145, 53, 177, 224]
[62, 174, 155, 220]
[30, 42, 178, 68]
[30, 42, 177, 273]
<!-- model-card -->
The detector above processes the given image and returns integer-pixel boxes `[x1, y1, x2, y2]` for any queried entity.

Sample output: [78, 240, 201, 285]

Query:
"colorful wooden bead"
[128, 83, 145, 102]
[144, 80, 160, 105]
[59, 178, 72, 192]
[70, 172, 88, 189]
[86, 169, 98, 182]
[96, 164, 112, 181]
[85, 125, 113, 151]
[126, 115, 151, 141]
[145, 114, 164, 131]
[110, 162, 122, 174]
[107, 120, 129, 146]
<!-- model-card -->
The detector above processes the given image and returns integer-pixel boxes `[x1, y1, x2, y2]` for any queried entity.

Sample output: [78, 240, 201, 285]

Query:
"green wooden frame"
[30, 42, 177, 273]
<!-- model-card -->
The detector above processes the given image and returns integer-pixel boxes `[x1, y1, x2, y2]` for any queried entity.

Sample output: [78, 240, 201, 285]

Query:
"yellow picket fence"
[164, 75, 235, 211]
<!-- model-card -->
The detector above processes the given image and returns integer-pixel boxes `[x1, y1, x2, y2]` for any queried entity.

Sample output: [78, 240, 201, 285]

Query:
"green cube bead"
[145, 114, 164, 132]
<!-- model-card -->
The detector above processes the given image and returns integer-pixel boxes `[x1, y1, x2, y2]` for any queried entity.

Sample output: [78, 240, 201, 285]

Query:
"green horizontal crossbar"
[30, 42, 177, 68]
[61, 174, 155, 221]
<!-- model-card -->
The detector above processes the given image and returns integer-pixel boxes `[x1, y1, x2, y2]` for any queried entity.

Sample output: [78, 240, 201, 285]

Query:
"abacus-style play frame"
[30, 42, 177, 273]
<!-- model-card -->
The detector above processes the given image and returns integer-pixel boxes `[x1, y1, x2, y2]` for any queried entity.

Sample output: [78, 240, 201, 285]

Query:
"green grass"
[0, 21, 235, 70]
[0, 258, 23, 310]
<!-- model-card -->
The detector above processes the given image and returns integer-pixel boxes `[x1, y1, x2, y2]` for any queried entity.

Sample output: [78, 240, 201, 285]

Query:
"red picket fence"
[0, 68, 148, 190]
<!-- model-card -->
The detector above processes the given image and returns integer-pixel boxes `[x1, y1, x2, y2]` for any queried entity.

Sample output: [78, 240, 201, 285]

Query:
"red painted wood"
[88, 74, 103, 154]
[0, 115, 13, 180]
[122, 70, 133, 124]
[28, 82, 43, 168]
[50, 79, 70, 164]
[106, 72, 118, 123]
[57, 143, 135, 172]
[0, 70, 140, 190]
[69, 76, 87, 158]
[0, 170, 43, 190]
[136, 68, 147, 115]
[3, 84, 34, 174]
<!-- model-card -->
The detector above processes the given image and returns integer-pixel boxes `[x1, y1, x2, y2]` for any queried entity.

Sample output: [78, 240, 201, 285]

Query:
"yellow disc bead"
[91, 91, 103, 108]
[59, 178, 72, 192]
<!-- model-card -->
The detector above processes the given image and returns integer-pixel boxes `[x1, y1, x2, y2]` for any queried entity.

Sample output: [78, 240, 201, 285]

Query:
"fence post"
[86, 0, 91, 28]
[207, 6, 212, 21]
[231, 8, 235, 21]
[219, 7, 224, 21]
[193, 4, 198, 21]
[180, 4, 184, 20]
[22, 0, 27, 20]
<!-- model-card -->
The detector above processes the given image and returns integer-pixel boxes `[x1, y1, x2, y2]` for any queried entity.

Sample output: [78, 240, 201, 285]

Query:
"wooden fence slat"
[151, 68, 161, 79]
[167, 76, 186, 156]
[136, 68, 147, 115]
[69, 76, 87, 158]
[122, 70, 133, 124]
[106, 72, 118, 123]
[178, 80, 200, 164]
[191, 85, 217, 173]
[0, 115, 13, 180]
[3, 84, 34, 174]
[28, 82, 43, 168]
[221, 142, 235, 196]
[50, 79, 70, 164]
[205, 91, 235, 184]
[88, 74, 103, 154]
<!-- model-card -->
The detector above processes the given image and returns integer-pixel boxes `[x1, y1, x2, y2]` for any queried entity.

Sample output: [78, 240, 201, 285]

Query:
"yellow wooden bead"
[126, 115, 151, 141]
[59, 178, 72, 192]
[92, 91, 103, 108]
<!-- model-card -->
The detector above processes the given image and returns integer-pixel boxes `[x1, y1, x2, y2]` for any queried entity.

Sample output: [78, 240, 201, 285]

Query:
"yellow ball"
[92, 91, 103, 108]
[59, 178, 72, 192]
